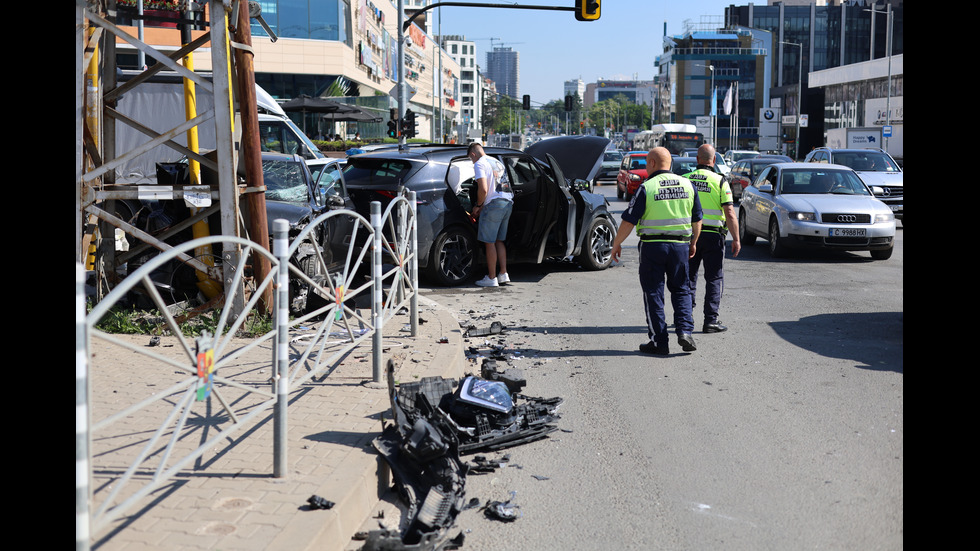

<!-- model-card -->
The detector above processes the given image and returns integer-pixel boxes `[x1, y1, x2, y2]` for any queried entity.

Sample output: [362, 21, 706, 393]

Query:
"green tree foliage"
[585, 94, 651, 134]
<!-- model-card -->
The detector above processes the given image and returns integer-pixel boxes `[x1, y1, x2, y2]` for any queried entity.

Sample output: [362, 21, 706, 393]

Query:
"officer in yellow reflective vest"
[612, 147, 703, 355]
[683, 144, 741, 333]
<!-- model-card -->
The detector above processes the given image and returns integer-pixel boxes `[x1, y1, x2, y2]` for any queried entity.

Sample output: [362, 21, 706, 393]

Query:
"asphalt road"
[413, 186, 903, 551]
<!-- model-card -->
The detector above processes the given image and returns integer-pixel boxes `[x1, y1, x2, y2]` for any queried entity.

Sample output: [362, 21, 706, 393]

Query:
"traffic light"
[522, 94, 530, 110]
[564, 95, 573, 111]
[575, 0, 600, 21]
[401, 109, 417, 138]
[387, 119, 398, 138]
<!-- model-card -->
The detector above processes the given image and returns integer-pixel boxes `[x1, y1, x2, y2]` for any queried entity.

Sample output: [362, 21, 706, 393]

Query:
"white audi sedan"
[738, 163, 896, 260]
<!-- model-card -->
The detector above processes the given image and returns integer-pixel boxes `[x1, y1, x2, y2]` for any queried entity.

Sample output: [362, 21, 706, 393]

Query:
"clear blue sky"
[432, 0, 736, 105]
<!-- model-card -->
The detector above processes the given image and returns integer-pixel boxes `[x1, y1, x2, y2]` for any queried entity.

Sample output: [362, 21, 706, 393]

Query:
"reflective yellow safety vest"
[636, 172, 697, 243]
[684, 167, 732, 234]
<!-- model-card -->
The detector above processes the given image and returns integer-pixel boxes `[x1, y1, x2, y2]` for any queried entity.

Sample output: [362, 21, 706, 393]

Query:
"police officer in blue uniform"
[683, 144, 741, 333]
[612, 147, 703, 355]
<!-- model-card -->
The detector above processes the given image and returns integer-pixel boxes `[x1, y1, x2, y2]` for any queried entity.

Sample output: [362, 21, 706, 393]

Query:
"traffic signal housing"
[575, 0, 600, 21]
[564, 95, 573, 111]
[387, 119, 398, 138]
[522, 95, 530, 110]
[401, 109, 418, 138]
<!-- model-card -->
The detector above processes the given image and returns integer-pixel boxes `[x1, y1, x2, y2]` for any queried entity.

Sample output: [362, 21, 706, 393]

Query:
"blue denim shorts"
[477, 199, 513, 243]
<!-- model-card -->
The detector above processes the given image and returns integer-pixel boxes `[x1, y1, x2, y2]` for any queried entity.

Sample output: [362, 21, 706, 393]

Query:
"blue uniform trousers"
[638, 241, 694, 347]
[688, 231, 725, 324]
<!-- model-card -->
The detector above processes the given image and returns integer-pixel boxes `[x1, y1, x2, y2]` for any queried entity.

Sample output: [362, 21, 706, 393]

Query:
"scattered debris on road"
[360, 354, 563, 550]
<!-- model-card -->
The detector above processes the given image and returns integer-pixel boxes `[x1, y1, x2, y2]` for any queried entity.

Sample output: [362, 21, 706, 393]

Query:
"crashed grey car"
[260, 152, 356, 312]
[343, 136, 618, 286]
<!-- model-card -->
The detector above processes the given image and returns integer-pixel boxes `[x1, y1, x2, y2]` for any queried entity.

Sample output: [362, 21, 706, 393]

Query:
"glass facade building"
[722, 1, 903, 156]
[725, 1, 903, 89]
[250, 0, 352, 44]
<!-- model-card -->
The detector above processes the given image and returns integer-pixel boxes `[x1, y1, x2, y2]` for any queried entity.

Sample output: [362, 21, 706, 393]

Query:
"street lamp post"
[866, 5, 893, 152]
[696, 63, 715, 145]
[780, 41, 802, 159]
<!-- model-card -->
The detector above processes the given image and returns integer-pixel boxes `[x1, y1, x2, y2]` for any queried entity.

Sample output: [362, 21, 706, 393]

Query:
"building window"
[252, 0, 351, 45]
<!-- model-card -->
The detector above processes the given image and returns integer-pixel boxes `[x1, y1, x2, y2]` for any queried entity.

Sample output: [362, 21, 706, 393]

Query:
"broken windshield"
[263, 159, 310, 203]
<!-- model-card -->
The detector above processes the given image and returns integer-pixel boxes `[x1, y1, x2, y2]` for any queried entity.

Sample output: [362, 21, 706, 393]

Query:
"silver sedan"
[738, 163, 896, 259]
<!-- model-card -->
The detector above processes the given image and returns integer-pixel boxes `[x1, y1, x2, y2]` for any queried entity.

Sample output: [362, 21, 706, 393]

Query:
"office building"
[654, 1, 902, 155]
[723, 0, 903, 155]
[655, 25, 769, 151]
[485, 47, 519, 100]
[440, 35, 482, 139]
[111, 0, 461, 141]
[564, 79, 585, 103]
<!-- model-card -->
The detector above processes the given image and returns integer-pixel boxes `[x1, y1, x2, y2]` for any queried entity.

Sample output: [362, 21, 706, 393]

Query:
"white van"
[113, 72, 321, 183]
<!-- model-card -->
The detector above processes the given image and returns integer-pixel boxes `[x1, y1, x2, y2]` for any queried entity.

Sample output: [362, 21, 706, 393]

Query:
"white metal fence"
[77, 197, 417, 546]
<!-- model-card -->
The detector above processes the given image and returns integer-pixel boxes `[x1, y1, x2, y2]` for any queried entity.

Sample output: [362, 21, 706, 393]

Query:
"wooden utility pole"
[232, 0, 273, 312]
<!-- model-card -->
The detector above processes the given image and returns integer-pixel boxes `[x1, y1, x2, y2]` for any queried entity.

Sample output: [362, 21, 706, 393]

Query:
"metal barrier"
[79, 199, 418, 543]
[82, 234, 281, 537]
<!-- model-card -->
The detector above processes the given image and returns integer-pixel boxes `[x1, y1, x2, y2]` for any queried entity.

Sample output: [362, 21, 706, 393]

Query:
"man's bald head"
[696, 144, 716, 165]
[646, 147, 673, 172]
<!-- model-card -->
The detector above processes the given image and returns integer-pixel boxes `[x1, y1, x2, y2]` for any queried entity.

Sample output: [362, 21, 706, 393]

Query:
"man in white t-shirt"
[467, 143, 514, 287]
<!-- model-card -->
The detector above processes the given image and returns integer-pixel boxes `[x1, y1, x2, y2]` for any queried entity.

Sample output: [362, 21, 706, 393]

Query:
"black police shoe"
[703, 322, 728, 333]
[677, 333, 697, 351]
[639, 342, 669, 356]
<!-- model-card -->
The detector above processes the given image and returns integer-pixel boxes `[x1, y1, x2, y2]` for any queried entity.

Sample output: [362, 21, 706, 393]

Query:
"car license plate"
[829, 228, 866, 237]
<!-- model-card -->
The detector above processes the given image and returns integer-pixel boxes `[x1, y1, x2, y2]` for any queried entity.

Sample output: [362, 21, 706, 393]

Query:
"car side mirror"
[758, 183, 774, 193]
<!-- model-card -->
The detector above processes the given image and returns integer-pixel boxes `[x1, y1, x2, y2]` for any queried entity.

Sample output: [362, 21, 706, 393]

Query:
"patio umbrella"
[320, 105, 383, 123]
[320, 105, 383, 140]
[280, 95, 351, 133]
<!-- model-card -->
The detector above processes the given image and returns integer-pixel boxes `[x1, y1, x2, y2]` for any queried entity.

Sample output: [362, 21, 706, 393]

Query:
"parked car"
[738, 163, 895, 259]
[726, 157, 789, 201]
[713, 152, 731, 176]
[594, 149, 624, 187]
[671, 156, 699, 177]
[616, 151, 649, 200]
[757, 154, 793, 162]
[724, 149, 760, 164]
[342, 137, 618, 286]
[680, 149, 730, 175]
[307, 156, 345, 179]
[803, 148, 902, 222]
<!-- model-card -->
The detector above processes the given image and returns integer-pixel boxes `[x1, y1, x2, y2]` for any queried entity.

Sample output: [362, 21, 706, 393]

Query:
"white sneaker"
[497, 272, 511, 284]
[475, 275, 498, 287]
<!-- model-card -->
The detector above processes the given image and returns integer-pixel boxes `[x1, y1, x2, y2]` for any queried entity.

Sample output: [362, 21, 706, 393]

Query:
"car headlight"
[788, 211, 815, 222]
[875, 212, 895, 223]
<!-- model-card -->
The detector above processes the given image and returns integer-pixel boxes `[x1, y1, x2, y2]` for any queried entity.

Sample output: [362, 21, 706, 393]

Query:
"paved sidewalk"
[89, 295, 465, 551]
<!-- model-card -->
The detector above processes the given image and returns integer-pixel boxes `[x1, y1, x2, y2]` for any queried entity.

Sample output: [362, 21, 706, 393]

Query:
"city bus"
[633, 124, 705, 155]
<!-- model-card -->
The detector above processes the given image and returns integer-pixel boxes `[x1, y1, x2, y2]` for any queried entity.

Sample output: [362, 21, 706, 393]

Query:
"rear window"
[831, 151, 900, 172]
[343, 158, 416, 187]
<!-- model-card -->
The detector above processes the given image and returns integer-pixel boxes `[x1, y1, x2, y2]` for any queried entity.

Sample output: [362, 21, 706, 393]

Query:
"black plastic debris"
[361, 361, 468, 551]
[482, 492, 521, 522]
[480, 359, 526, 394]
[467, 454, 511, 473]
[307, 495, 335, 510]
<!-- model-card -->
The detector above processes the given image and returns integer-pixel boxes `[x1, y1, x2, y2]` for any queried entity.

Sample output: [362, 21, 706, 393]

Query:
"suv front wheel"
[578, 217, 615, 270]
[426, 227, 477, 286]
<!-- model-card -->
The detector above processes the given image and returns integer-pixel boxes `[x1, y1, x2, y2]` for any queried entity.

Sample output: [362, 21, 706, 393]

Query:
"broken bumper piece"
[361, 359, 563, 550]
